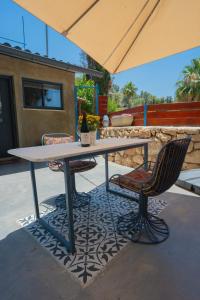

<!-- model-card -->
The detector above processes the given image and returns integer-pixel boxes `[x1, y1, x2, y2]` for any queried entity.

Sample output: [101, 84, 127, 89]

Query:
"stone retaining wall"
[100, 126, 200, 170]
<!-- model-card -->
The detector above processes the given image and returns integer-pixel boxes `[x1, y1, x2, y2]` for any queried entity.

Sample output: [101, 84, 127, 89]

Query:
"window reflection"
[43, 84, 61, 108]
[23, 80, 62, 109]
[24, 81, 43, 107]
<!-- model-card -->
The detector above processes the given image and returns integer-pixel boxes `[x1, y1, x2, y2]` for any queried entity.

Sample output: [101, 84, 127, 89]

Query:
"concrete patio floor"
[0, 157, 200, 300]
[176, 168, 200, 195]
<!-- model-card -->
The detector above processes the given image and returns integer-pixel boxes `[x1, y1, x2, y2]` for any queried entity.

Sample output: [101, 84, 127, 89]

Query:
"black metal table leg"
[144, 143, 148, 170]
[30, 162, 40, 219]
[63, 159, 75, 254]
[29, 161, 75, 254]
[105, 153, 109, 192]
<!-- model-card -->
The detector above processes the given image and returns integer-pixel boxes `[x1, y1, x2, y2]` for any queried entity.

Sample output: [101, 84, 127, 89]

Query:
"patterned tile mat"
[18, 184, 167, 287]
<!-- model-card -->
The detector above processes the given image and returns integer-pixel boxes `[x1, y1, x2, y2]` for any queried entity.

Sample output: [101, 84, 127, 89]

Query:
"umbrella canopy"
[14, 0, 200, 74]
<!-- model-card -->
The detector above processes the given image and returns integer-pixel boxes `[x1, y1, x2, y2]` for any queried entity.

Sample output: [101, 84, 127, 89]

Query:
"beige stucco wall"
[0, 53, 75, 147]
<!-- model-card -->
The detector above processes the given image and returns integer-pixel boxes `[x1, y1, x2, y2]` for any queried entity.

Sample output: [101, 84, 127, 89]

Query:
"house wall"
[0, 53, 75, 147]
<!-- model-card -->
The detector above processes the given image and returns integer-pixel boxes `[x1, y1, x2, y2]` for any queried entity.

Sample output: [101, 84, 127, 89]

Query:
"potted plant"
[79, 114, 100, 145]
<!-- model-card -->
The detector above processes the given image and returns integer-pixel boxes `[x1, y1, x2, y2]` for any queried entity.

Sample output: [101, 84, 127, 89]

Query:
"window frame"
[22, 78, 64, 110]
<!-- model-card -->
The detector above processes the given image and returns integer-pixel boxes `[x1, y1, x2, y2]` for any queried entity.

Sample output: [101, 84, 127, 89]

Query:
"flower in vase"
[79, 114, 100, 131]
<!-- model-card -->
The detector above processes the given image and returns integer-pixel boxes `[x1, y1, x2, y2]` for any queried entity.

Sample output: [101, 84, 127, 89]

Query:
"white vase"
[90, 130, 97, 146]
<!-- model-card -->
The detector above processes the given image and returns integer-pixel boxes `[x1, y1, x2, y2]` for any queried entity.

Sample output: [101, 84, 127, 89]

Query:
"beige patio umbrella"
[14, 0, 200, 74]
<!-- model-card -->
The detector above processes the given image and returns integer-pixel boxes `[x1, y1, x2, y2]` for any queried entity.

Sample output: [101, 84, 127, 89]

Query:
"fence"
[109, 101, 200, 126]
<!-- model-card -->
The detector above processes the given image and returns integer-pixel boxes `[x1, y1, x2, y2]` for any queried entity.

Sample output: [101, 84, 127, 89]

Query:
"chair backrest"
[41, 133, 74, 145]
[145, 137, 191, 196]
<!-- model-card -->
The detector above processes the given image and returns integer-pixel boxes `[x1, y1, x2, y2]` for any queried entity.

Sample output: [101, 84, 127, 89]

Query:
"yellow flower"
[78, 113, 100, 130]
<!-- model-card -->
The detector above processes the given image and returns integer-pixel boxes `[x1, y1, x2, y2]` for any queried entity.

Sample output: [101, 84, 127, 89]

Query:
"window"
[23, 79, 63, 109]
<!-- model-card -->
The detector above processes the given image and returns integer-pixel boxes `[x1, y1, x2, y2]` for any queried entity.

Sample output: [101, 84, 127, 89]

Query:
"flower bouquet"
[79, 114, 100, 145]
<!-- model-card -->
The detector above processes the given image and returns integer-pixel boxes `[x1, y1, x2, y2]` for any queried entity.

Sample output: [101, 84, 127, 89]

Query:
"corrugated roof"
[0, 43, 102, 78]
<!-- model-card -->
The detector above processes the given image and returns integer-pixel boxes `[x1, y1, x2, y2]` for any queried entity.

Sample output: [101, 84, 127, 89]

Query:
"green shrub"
[107, 97, 119, 112]
[75, 75, 95, 113]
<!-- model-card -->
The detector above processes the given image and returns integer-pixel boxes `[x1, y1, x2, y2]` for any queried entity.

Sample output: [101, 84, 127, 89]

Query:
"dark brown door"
[0, 77, 16, 157]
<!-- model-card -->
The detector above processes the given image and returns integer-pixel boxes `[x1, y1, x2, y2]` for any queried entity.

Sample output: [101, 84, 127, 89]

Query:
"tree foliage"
[107, 97, 120, 113]
[75, 75, 95, 113]
[176, 58, 200, 102]
[111, 83, 120, 93]
[121, 82, 137, 108]
[81, 52, 111, 96]
[108, 81, 173, 112]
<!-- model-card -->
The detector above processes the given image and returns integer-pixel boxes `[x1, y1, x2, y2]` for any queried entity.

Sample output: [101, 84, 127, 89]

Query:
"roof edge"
[0, 44, 103, 78]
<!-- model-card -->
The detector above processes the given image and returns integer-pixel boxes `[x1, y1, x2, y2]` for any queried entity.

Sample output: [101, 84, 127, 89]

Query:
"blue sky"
[1, 0, 200, 98]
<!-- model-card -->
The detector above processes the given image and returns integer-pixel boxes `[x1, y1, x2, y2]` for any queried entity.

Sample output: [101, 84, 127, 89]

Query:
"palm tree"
[122, 82, 137, 107]
[176, 58, 200, 102]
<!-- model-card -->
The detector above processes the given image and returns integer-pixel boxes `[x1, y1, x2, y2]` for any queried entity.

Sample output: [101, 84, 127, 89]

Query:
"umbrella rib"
[113, 0, 161, 73]
[62, 0, 100, 35]
[103, 0, 150, 67]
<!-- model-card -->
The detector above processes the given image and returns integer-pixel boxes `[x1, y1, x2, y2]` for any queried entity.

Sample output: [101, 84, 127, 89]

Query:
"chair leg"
[117, 193, 169, 244]
[55, 173, 90, 209]
[71, 173, 91, 208]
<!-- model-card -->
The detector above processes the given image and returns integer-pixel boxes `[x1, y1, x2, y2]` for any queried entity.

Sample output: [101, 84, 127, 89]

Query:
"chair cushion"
[110, 169, 152, 193]
[48, 160, 97, 174]
[69, 160, 97, 173]
[44, 136, 74, 145]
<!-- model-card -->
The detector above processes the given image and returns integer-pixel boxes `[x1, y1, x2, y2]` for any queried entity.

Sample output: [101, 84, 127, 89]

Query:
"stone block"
[192, 135, 200, 142]
[108, 152, 114, 157]
[135, 147, 142, 155]
[119, 150, 124, 156]
[121, 157, 133, 167]
[187, 141, 194, 153]
[175, 129, 185, 133]
[115, 152, 122, 162]
[148, 140, 162, 156]
[132, 154, 144, 165]
[156, 132, 171, 142]
[161, 129, 177, 136]
[194, 142, 200, 150]
[185, 150, 200, 164]
[137, 129, 151, 138]
[116, 151, 123, 157]
[184, 129, 199, 135]
[148, 155, 157, 162]
[176, 134, 188, 139]
[109, 156, 114, 161]
[183, 162, 200, 170]
[130, 130, 139, 137]
[117, 131, 122, 137]
[125, 148, 137, 156]
[150, 130, 157, 136]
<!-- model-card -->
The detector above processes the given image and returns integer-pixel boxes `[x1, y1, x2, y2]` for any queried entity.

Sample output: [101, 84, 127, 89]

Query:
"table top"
[8, 138, 151, 162]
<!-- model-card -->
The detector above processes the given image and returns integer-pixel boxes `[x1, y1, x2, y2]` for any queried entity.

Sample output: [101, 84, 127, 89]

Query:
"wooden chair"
[42, 133, 97, 208]
[110, 138, 191, 244]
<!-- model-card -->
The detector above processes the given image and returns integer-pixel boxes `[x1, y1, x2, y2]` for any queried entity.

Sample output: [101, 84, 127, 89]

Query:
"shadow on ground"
[0, 160, 47, 176]
[0, 191, 200, 300]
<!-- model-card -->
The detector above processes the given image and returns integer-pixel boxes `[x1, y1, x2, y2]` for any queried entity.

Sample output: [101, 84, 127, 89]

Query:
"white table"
[8, 137, 151, 253]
